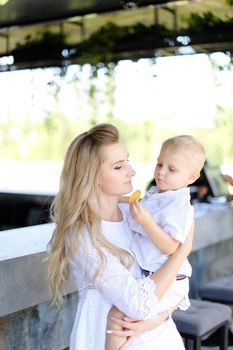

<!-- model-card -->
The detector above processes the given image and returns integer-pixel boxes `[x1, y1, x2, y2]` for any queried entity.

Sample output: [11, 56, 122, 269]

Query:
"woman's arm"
[76, 224, 193, 319]
[105, 307, 173, 350]
[107, 304, 178, 350]
[223, 174, 233, 186]
[106, 229, 193, 348]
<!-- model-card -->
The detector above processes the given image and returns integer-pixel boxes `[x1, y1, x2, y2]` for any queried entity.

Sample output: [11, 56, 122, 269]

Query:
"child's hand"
[130, 201, 151, 226]
[129, 190, 141, 203]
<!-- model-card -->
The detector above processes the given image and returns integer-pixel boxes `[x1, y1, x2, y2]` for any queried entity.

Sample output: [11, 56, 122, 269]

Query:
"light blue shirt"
[129, 186, 193, 274]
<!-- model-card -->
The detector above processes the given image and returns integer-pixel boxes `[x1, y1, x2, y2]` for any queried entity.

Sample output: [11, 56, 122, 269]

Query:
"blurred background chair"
[173, 298, 232, 350]
[199, 274, 233, 347]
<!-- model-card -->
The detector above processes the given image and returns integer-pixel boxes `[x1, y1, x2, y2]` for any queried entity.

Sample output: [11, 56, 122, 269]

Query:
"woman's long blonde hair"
[47, 123, 134, 305]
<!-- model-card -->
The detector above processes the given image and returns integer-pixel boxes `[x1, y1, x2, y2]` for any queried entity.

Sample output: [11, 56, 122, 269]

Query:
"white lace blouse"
[68, 204, 184, 350]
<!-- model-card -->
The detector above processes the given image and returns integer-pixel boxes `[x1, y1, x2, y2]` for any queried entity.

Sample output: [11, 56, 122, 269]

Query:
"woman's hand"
[223, 174, 233, 186]
[108, 307, 176, 350]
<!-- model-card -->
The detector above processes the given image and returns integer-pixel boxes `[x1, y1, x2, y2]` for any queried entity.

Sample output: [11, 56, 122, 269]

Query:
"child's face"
[154, 147, 197, 192]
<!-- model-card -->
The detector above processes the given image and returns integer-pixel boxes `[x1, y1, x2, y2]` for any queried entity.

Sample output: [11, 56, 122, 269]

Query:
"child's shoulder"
[168, 187, 190, 197]
[153, 187, 189, 205]
[165, 187, 191, 207]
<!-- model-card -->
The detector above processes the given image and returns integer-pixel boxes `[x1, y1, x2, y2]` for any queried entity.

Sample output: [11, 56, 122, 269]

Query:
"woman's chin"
[124, 185, 133, 195]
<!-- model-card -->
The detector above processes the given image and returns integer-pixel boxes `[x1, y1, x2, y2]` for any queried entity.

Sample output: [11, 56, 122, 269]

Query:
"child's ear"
[188, 172, 200, 185]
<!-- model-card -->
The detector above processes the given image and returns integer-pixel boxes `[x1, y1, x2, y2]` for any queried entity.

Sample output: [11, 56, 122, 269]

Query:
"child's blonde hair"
[161, 135, 206, 174]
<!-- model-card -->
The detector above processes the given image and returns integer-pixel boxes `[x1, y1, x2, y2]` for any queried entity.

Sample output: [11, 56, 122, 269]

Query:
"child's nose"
[158, 167, 165, 176]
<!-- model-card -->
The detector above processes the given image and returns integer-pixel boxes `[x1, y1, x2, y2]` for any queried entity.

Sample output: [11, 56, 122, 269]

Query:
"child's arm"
[130, 201, 179, 255]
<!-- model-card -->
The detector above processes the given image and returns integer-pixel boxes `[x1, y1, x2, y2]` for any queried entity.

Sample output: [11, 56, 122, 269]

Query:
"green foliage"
[114, 118, 176, 163]
[0, 111, 91, 160]
[212, 110, 233, 164]
[116, 119, 154, 162]
[187, 108, 233, 166]
[6, 8, 233, 69]
[226, 0, 233, 6]
[70, 14, 233, 67]
[1, 106, 233, 167]
[76, 21, 174, 66]
[181, 11, 233, 35]
[1, 54, 233, 168]
[15, 30, 66, 51]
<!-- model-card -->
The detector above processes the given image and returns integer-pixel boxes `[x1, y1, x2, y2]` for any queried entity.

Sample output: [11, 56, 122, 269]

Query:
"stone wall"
[0, 293, 77, 350]
[0, 223, 76, 350]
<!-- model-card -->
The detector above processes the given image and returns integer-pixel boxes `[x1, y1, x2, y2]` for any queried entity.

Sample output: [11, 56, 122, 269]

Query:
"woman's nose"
[127, 164, 136, 177]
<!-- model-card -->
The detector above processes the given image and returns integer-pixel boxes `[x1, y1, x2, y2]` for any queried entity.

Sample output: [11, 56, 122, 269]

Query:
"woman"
[47, 123, 193, 350]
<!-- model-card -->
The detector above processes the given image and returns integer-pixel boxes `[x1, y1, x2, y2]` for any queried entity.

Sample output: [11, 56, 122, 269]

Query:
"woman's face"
[100, 142, 136, 198]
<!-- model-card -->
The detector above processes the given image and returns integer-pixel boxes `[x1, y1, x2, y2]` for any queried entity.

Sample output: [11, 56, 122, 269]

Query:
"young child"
[106, 135, 205, 350]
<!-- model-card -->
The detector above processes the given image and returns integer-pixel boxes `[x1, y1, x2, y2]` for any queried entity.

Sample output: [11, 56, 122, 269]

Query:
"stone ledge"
[0, 223, 54, 261]
[0, 251, 76, 318]
[0, 206, 233, 317]
[193, 206, 233, 252]
[0, 223, 76, 318]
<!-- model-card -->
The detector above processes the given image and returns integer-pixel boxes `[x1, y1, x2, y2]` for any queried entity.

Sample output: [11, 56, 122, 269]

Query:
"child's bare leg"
[105, 307, 127, 350]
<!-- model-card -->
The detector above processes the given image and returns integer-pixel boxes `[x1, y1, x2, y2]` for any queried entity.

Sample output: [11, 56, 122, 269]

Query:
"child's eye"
[157, 163, 162, 167]
[114, 166, 122, 170]
[169, 167, 176, 172]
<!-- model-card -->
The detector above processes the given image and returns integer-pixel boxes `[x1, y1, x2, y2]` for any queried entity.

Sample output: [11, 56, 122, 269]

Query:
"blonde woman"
[48, 123, 194, 350]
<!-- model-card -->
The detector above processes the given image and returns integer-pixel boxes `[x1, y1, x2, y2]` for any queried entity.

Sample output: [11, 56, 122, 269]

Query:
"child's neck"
[157, 186, 187, 193]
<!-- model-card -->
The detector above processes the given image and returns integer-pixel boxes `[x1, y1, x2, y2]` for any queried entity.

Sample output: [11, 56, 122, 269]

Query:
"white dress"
[68, 204, 185, 350]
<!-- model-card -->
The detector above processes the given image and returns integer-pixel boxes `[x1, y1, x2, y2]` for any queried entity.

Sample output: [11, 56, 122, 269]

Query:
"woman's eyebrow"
[113, 153, 129, 166]
[113, 159, 125, 165]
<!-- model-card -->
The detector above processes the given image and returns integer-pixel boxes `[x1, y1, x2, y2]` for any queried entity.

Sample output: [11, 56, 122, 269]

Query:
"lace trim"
[137, 277, 158, 319]
[121, 271, 158, 319]
[74, 249, 158, 319]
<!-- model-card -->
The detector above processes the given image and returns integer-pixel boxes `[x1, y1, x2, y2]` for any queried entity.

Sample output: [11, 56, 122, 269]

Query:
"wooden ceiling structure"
[0, 0, 232, 71]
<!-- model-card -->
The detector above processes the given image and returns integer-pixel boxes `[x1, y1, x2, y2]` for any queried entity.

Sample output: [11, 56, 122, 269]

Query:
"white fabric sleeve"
[128, 196, 193, 242]
[159, 196, 193, 243]
[76, 237, 159, 320]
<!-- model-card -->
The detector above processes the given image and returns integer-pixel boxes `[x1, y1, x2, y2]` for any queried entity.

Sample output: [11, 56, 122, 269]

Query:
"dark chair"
[199, 275, 233, 305]
[173, 299, 232, 350]
[199, 275, 233, 347]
